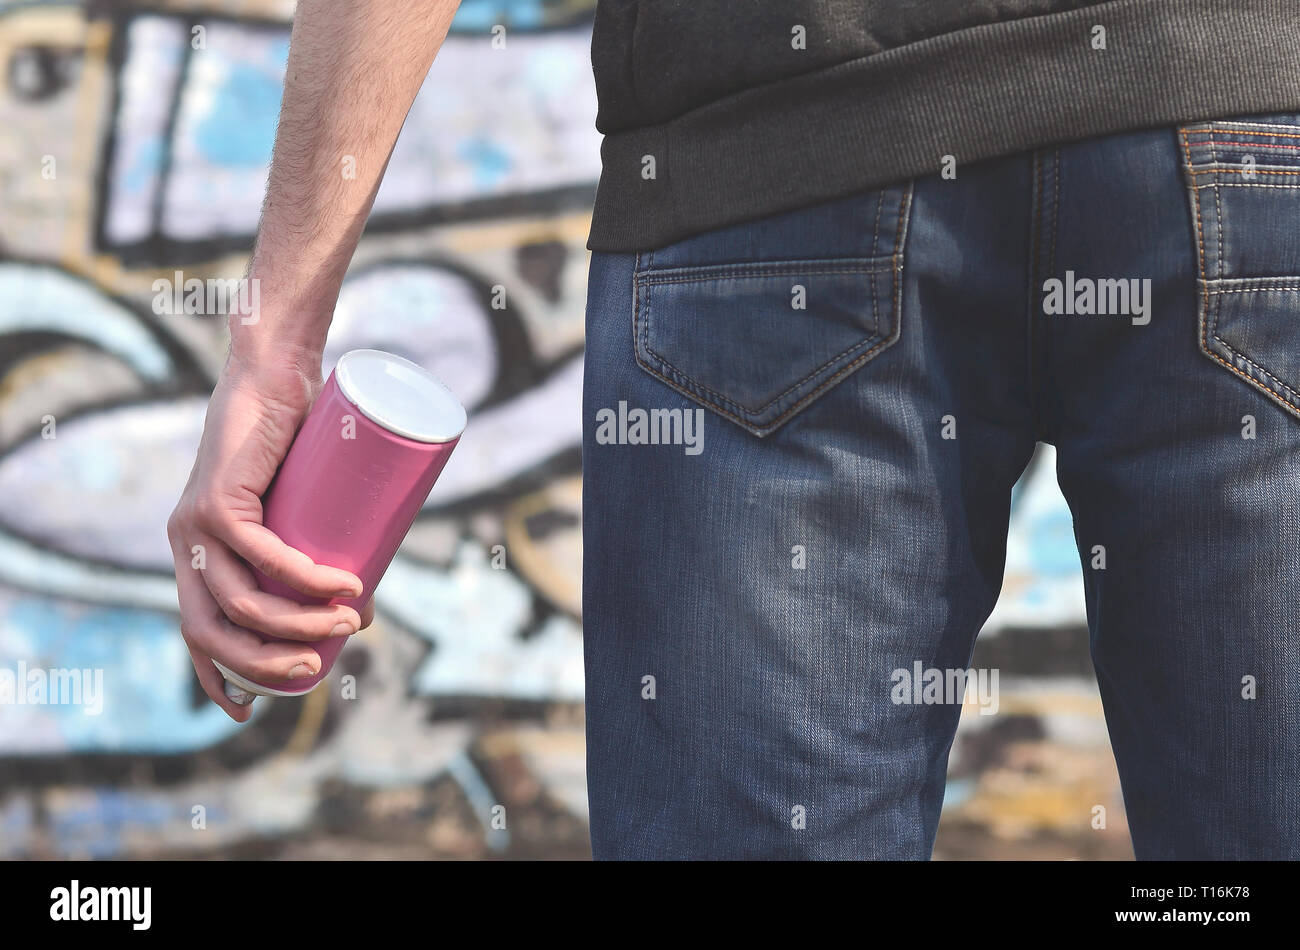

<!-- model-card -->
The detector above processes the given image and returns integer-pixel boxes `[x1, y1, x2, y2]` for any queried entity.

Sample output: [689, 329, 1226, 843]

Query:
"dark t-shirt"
[586, 0, 1300, 252]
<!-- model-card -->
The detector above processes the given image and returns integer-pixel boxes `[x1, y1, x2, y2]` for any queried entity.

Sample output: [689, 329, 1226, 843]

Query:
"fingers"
[175, 544, 322, 685]
[359, 597, 375, 630]
[198, 538, 362, 641]
[187, 644, 254, 723]
[193, 496, 362, 600]
[169, 371, 350, 718]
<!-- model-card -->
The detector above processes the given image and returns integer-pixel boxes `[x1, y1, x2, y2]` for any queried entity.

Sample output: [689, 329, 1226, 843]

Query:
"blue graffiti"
[0, 597, 247, 753]
[194, 47, 286, 166]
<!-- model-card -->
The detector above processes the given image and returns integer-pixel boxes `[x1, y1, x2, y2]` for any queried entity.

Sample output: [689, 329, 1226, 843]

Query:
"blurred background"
[0, 0, 1130, 859]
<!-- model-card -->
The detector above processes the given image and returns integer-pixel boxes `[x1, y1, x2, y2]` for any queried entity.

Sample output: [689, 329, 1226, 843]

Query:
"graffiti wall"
[0, 0, 1130, 859]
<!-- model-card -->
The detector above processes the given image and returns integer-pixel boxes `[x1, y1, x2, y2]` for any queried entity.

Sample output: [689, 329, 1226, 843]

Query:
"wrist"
[226, 275, 334, 376]
[224, 347, 324, 416]
[230, 253, 343, 363]
[228, 314, 328, 368]
[225, 320, 326, 405]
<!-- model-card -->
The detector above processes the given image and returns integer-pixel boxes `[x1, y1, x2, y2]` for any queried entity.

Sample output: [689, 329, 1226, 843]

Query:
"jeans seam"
[871, 187, 885, 330]
[1190, 167, 1300, 176]
[1211, 135, 1225, 272]
[1202, 123, 1300, 137]
[1050, 149, 1061, 278]
[1181, 127, 1209, 283]
[1194, 182, 1300, 190]
[637, 262, 888, 284]
[1027, 150, 1044, 442]
[890, 183, 911, 337]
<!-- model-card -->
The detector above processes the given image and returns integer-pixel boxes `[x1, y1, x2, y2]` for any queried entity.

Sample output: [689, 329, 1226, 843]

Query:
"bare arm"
[169, 0, 462, 720]
[234, 0, 461, 372]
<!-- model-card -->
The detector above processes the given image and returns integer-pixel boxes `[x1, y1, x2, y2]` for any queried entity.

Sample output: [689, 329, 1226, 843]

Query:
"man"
[169, 0, 1300, 859]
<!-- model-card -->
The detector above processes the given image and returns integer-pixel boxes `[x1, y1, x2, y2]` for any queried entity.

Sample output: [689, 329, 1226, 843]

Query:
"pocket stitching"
[1201, 123, 1300, 137]
[1205, 290, 1300, 416]
[635, 260, 890, 282]
[1189, 167, 1300, 178]
[641, 264, 886, 416]
[631, 185, 912, 435]
[1184, 119, 1300, 182]
[1183, 124, 1300, 420]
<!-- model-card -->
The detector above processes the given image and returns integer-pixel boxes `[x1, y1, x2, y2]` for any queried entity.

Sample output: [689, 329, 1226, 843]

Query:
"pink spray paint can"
[214, 348, 466, 703]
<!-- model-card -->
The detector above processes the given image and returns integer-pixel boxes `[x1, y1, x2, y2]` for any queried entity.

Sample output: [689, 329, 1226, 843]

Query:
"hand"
[167, 353, 374, 721]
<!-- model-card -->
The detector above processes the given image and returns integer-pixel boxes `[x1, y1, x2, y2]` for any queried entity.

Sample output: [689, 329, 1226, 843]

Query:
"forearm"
[230, 0, 460, 370]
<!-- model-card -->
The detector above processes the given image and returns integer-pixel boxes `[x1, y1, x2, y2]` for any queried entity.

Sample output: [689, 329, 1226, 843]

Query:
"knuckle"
[218, 592, 256, 627]
[251, 548, 284, 582]
[190, 494, 224, 532]
[178, 618, 204, 648]
[167, 503, 198, 542]
[249, 655, 293, 681]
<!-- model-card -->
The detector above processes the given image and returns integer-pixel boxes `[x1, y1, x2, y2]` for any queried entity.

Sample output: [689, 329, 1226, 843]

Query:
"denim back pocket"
[632, 184, 912, 437]
[1180, 113, 1300, 418]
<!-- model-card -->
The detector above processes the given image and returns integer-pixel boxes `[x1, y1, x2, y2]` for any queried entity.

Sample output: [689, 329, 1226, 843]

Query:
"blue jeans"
[581, 112, 1300, 859]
